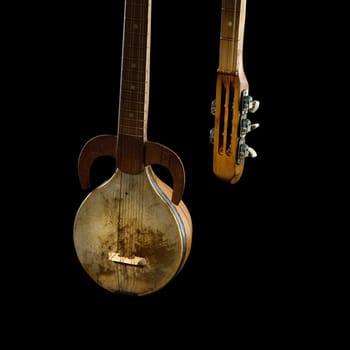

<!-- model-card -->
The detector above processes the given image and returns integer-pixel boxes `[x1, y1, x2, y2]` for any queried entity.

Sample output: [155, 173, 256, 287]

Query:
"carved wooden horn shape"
[145, 141, 185, 205]
[77, 134, 118, 189]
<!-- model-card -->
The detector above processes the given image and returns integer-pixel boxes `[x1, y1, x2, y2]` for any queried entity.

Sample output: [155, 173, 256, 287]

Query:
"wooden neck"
[118, 0, 151, 141]
[218, 0, 246, 74]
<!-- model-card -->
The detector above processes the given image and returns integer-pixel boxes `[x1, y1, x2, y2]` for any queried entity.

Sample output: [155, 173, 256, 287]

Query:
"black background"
[9, 0, 344, 345]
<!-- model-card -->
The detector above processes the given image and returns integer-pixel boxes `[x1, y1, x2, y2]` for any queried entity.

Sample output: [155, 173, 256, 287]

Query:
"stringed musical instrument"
[210, 0, 260, 184]
[73, 0, 192, 296]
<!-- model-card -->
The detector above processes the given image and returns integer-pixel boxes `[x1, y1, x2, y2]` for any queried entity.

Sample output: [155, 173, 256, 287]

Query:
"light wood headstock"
[210, 0, 260, 184]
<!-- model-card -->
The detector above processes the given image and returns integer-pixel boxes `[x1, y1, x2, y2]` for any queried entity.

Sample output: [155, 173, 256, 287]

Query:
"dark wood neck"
[117, 0, 151, 173]
[218, 0, 246, 74]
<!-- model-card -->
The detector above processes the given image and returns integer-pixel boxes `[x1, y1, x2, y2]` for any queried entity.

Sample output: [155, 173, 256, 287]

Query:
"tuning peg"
[250, 122, 260, 131]
[249, 99, 260, 113]
[210, 99, 216, 116]
[247, 146, 257, 158]
[209, 128, 214, 144]
[241, 119, 260, 135]
[239, 143, 257, 159]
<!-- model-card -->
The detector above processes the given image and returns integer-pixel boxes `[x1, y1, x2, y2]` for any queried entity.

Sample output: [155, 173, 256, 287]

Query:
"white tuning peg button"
[247, 146, 257, 158]
[250, 123, 260, 131]
[249, 100, 260, 113]
[239, 143, 258, 160]
[241, 120, 260, 134]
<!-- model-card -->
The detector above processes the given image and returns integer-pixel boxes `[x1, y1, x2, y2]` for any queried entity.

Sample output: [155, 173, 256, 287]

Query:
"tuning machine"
[209, 92, 260, 161]
[236, 90, 260, 164]
[240, 118, 260, 136]
[210, 99, 216, 116]
[209, 99, 216, 144]
[249, 99, 260, 114]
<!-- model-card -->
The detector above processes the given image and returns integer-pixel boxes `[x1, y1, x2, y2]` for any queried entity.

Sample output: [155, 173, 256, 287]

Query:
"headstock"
[209, 0, 260, 184]
[210, 72, 259, 183]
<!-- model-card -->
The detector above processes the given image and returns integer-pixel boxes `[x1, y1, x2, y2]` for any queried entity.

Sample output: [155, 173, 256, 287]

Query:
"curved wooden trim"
[144, 141, 185, 205]
[77, 134, 118, 189]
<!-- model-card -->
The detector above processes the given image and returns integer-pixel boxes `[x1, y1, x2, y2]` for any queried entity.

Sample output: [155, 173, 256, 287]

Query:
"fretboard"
[118, 0, 151, 139]
[218, 0, 247, 74]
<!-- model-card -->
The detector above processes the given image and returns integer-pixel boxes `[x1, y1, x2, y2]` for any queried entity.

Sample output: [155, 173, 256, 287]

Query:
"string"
[114, 0, 129, 294]
[135, 0, 149, 289]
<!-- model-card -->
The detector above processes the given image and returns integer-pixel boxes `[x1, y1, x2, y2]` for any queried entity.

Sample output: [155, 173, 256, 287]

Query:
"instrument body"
[211, 0, 259, 184]
[74, 166, 192, 296]
[73, 0, 192, 296]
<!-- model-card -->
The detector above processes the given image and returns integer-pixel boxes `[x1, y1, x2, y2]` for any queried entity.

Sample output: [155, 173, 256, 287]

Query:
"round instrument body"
[74, 166, 192, 296]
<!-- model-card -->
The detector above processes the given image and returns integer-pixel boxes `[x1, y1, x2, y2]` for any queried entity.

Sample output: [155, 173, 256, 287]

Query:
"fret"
[120, 98, 144, 106]
[119, 105, 145, 116]
[123, 29, 147, 39]
[123, 57, 146, 64]
[119, 92, 145, 104]
[119, 125, 144, 137]
[120, 100, 145, 111]
[121, 66, 146, 77]
[119, 109, 144, 122]
[123, 49, 146, 60]
[123, 42, 147, 50]
[122, 69, 145, 80]
[120, 96, 145, 108]
[125, 17, 148, 28]
[120, 113, 143, 129]
[122, 58, 146, 72]
[123, 48, 147, 60]
[120, 80, 145, 93]
[120, 117, 144, 127]
[119, 107, 145, 118]
[124, 5, 148, 32]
